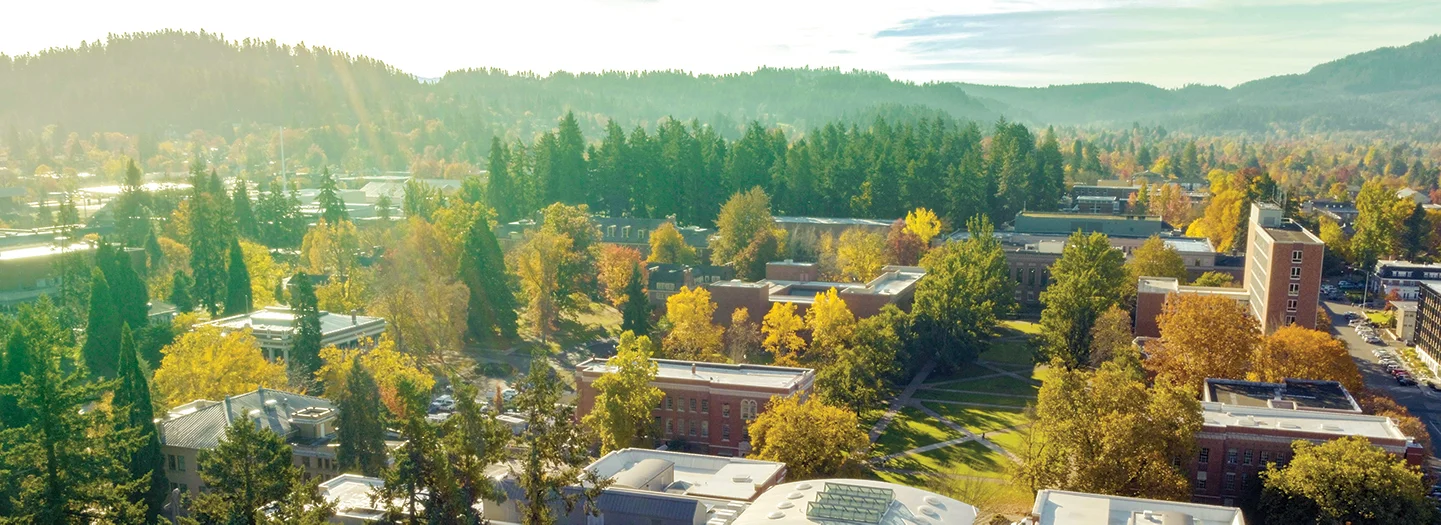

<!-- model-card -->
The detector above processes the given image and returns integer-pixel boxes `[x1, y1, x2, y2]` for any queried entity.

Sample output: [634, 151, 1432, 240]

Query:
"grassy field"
[979, 340, 1035, 366]
[936, 375, 1040, 397]
[911, 390, 1035, 408]
[873, 407, 967, 456]
[999, 319, 1043, 336]
[922, 402, 1030, 434]
[883, 440, 1013, 479]
[923, 364, 1002, 385]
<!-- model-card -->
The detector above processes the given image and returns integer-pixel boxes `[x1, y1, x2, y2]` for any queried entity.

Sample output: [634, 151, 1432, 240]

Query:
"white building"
[203, 306, 386, 362]
[1374, 260, 1441, 301]
[732, 479, 977, 525]
[1021, 489, 1245, 525]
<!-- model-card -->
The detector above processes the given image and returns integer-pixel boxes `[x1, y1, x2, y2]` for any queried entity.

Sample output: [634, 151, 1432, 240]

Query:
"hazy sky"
[4, 0, 1438, 88]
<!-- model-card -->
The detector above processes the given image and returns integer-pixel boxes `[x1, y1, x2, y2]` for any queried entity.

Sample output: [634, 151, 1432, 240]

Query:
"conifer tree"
[168, 270, 195, 313]
[190, 418, 297, 525]
[620, 263, 650, 337]
[289, 272, 324, 374]
[233, 176, 259, 239]
[378, 378, 448, 521]
[115, 324, 167, 519]
[100, 246, 150, 331]
[336, 356, 387, 476]
[223, 239, 253, 316]
[81, 268, 123, 379]
[512, 361, 608, 525]
[459, 210, 518, 342]
[317, 167, 349, 225]
[189, 164, 232, 315]
[0, 326, 34, 429]
[486, 136, 514, 222]
[144, 228, 164, 274]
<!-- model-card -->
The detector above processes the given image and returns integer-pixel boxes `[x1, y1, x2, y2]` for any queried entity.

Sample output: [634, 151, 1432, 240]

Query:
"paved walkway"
[915, 403, 1019, 461]
[910, 398, 1027, 410]
[869, 360, 936, 442]
[875, 436, 976, 461]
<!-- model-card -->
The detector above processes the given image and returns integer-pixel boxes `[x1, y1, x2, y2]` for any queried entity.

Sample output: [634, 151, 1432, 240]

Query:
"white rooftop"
[773, 216, 894, 227]
[580, 358, 813, 390]
[319, 474, 390, 522]
[205, 305, 385, 335]
[1028, 489, 1245, 525]
[587, 448, 786, 502]
[1201, 401, 1408, 441]
[732, 479, 978, 525]
[0, 242, 93, 261]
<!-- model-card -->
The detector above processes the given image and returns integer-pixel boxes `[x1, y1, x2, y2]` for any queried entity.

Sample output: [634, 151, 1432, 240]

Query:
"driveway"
[1322, 300, 1441, 460]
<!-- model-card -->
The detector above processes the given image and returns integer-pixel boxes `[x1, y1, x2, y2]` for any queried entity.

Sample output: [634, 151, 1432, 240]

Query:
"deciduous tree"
[762, 302, 807, 364]
[724, 307, 762, 363]
[904, 207, 943, 244]
[747, 396, 869, 479]
[1249, 326, 1363, 392]
[514, 230, 571, 342]
[597, 245, 643, 308]
[583, 332, 664, 453]
[315, 337, 434, 417]
[661, 287, 725, 362]
[151, 325, 288, 408]
[806, 288, 855, 363]
[1190, 271, 1235, 287]
[885, 219, 925, 266]
[647, 222, 698, 265]
[911, 215, 1015, 371]
[836, 228, 886, 283]
[1257, 436, 1435, 524]
[1039, 231, 1126, 367]
[1145, 294, 1259, 391]
[1087, 306, 1135, 369]
[816, 309, 902, 412]
[711, 187, 775, 272]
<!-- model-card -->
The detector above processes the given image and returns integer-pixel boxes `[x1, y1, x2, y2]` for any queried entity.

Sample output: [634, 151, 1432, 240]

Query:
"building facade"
[1243, 202, 1325, 333]
[1373, 260, 1441, 301]
[706, 262, 924, 326]
[203, 306, 386, 362]
[158, 388, 341, 496]
[0, 242, 145, 310]
[1413, 282, 1441, 374]
[575, 358, 815, 456]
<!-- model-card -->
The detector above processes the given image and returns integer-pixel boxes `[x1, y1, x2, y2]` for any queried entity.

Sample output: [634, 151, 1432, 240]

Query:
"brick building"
[1191, 379, 1424, 506]
[706, 262, 923, 326]
[575, 358, 815, 456]
[1413, 282, 1441, 374]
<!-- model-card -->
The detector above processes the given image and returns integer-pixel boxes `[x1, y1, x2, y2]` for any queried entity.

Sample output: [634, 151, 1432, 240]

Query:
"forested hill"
[2, 31, 1440, 140]
[959, 35, 1441, 134]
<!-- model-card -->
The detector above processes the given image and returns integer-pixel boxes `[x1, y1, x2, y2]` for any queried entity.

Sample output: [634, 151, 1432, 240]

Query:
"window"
[678, 418, 685, 436]
[1027, 268, 1036, 286]
[1226, 448, 1237, 465]
[1224, 473, 1236, 492]
[689, 421, 697, 437]
[722, 424, 731, 442]
[178, 455, 186, 472]
[1261, 451, 1270, 464]
[1243, 450, 1253, 466]
[1286, 315, 1296, 325]
[666, 397, 673, 411]
[303, 456, 311, 468]
[1290, 267, 1302, 279]
[167, 455, 176, 471]
[741, 399, 758, 420]
[666, 419, 673, 435]
[722, 403, 731, 418]
[1288, 283, 1300, 296]
[1196, 471, 1207, 490]
[701, 421, 709, 438]
[701, 399, 709, 413]
[1292, 250, 1303, 263]
[1287, 299, 1298, 312]
[1199, 448, 1210, 464]
[689, 398, 696, 412]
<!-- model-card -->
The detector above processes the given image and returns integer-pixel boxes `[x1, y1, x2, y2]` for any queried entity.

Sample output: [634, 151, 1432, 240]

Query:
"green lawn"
[923, 402, 1030, 434]
[924, 364, 1001, 385]
[912, 389, 1034, 408]
[883, 440, 1013, 479]
[979, 341, 1036, 366]
[937, 375, 1040, 397]
[1000, 320, 1043, 336]
[986, 430, 1029, 457]
[874, 407, 966, 456]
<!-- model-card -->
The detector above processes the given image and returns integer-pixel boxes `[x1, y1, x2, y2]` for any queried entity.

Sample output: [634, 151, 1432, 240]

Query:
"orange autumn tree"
[597, 244, 645, 308]
[762, 302, 807, 365]
[1249, 326, 1364, 392]
[1146, 293, 1259, 391]
[315, 336, 434, 416]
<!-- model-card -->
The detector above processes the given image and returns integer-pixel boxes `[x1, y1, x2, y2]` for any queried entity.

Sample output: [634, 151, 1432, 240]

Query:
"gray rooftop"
[1204, 378, 1359, 412]
[773, 216, 894, 227]
[160, 388, 335, 450]
[205, 306, 384, 335]
[579, 357, 813, 390]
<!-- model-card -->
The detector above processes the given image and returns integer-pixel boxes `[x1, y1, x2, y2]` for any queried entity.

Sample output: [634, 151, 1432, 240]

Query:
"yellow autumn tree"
[583, 332, 664, 453]
[762, 302, 807, 364]
[314, 336, 434, 416]
[151, 325, 289, 408]
[597, 244, 644, 308]
[806, 288, 854, 362]
[661, 286, 725, 362]
[1146, 293, 1259, 391]
[239, 239, 280, 306]
[836, 228, 886, 283]
[904, 207, 943, 244]
[647, 222, 699, 265]
[1250, 326, 1364, 393]
[747, 395, 870, 479]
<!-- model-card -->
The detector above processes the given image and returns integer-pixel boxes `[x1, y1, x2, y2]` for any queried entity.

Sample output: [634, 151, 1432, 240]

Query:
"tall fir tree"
[0, 326, 34, 429]
[115, 324, 167, 519]
[115, 158, 151, 246]
[81, 268, 123, 379]
[233, 176, 259, 240]
[336, 356, 387, 476]
[289, 272, 324, 374]
[553, 111, 588, 205]
[512, 361, 608, 524]
[486, 136, 514, 222]
[223, 239, 254, 316]
[316, 167, 349, 225]
[168, 270, 195, 313]
[190, 418, 297, 525]
[189, 164, 232, 315]
[143, 228, 164, 275]
[459, 211, 519, 342]
[620, 263, 650, 337]
[99, 246, 150, 331]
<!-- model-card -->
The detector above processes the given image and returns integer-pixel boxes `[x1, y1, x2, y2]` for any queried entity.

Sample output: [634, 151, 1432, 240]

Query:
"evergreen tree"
[486, 136, 515, 222]
[189, 164, 232, 315]
[232, 176, 259, 239]
[190, 418, 297, 525]
[336, 356, 387, 476]
[0, 326, 34, 429]
[620, 263, 650, 337]
[168, 270, 195, 313]
[81, 268, 123, 379]
[99, 246, 150, 331]
[143, 228, 164, 275]
[316, 167, 349, 225]
[115, 324, 167, 519]
[289, 272, 324, 374]
[512, 361, 608, 524]
[378, 379, 447, 522]
[223, 239, 253, 316]
[459, 211, 519, 342]
[115, 158, 151, 246]
[552, 111, 588, 205]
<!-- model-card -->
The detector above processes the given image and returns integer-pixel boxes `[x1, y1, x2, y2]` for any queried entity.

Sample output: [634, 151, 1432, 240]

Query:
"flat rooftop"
[1019, 211, 1159, 221]
[1201, 402, 1408, 441]
[1392, 301, 1418, 311]
[205, 305, 385, 334]
[1205, 378, 1359, 412]
[0, 242, 93, 261]
[733, 479, 978, 525]
[773, 216, 894, 227]
[1260, 221, 1323, 244]
[579, 358, 813, 390]
[1137, 277, 1246, 298]
[587, 448, 786, 502]
[319, 474, 390, 521]
[1030, 489, 1245, 525]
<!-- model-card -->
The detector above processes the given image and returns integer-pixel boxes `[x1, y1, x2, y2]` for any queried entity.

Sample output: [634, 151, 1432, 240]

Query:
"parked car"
[1398, 375, 1417, 386]
[501, 388, 519, 402]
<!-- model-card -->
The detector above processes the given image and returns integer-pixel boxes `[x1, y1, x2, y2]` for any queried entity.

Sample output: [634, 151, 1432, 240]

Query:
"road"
[1321, 300, 1441, 463]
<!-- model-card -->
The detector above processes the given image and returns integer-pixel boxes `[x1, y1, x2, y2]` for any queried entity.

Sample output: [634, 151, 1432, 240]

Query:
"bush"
[476, 361, 516, 379]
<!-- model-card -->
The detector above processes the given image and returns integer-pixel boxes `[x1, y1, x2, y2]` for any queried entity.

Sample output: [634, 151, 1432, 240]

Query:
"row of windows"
[1194, 471, 1243, 493]
[1013, 267, 1050, 288]
[301, 455, 338, 472]
[662, 396, 710, 414]
[665, 418, 714, 439]
[166, 454, 187, 472]
[1201, 447, 1280, 467]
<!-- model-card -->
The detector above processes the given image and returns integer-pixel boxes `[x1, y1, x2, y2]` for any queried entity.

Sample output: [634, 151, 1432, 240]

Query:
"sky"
[3, 0, 1438, 88]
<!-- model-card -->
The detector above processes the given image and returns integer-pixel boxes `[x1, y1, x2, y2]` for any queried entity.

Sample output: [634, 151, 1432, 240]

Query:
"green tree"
[188, 166, 234, 315]
[1190, 271, 1235, 287]
[99, 244, 151, 333]
[379, 378, 446, 523]
[256, 471, 337, 525]
[1039, 232, 1126, 367]
[190, 418, 298, 525]
[233, 177, 258, 240]
[911, 215, 1015, 371]
[747, 396, 870, 479]
[1012, 361, 1200, 500]
[647, 222, 699, 265]
[511, 361, 608, 525]
[816, 307, 903, 412]
[459, 208, 519, 342]
[336, 356, 387, 476]
[1125, 235, 1187, 295]
[439, 379, 511, 522]
[81, 268, 123, 379]
[620, 263, 651, 337]
[583, 332, 664, 453]
[115, 158, 151, 246]
[1258, 436, 1436, 525]
[169, 270, 195, 313]
[289, 272, 324, 375]
[0, 326, 34, 429]
[223, 239, 253, 316]
[486, 136, 515, 222]
[710, 187, 775, 272]
[115, 324, 167, 519]
[316, 167, 349, 225]
[1351, 179, 1403, 267]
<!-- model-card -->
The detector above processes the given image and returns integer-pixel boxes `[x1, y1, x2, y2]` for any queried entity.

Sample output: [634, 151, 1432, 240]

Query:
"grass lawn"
[938, 375, 1040, 397]
[979, 341, 1035, 366]
[924, 364, 1001, 385]
[874, 407, 966, 456]
[859, 408, 885, 430]
[912, 389, 1034, 408]
[1367, 311, 1394, 328]
[986, 430, 1029, 457]
[999, 319, 1043, 336]
[883, 440, 1013, 479]
[923, 402, 1029, 434]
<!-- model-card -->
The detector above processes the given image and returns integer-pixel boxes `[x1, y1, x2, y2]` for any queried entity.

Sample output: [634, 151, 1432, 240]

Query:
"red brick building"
[575, 358, 815, 456]
[707, 262, 924, 327]
[1191, 379, 1425, 506]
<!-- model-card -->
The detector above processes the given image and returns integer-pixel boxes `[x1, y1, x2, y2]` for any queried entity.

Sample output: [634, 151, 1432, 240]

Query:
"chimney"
[691, 364, 698, 375]
[351, 313, 357, 325]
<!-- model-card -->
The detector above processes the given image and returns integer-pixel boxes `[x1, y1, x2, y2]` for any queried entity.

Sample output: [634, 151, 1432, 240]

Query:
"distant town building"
[707, 262, 924, 325]
[1022, 489, 1245, 525]
[772, 216, 893, 242]
[1191, 378, 1423, 506]
[1012, 211, 1165, 238]
[575, 358, 815, 456]
[1411, 282, 1441, 374]
[646, 263, 734, 307]
[203, 306, 386, 362]
[1302, 199, 1360, 226]
[159, 388, 339, 496]
[1398, 188, 1431, 206]
[0, 242, 145, 311]
[731, 478, 978, 524]
[496, 214, 711, 258]
[1373, 259, 1441, 301]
